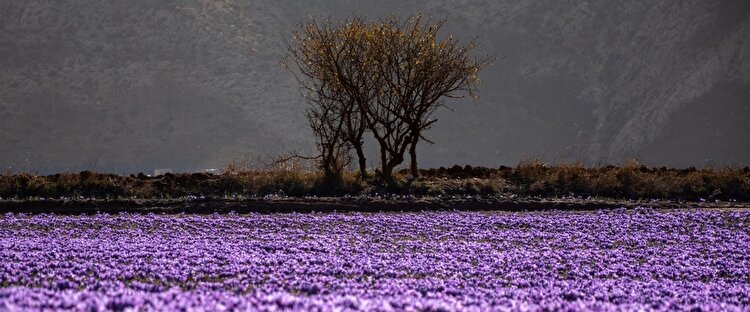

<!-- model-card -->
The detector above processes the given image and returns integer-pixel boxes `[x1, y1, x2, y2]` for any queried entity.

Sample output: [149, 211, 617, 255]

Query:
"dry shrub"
[1, 160, 748, 201]
[127, 178, 154, 198]
[511, 159, 548, 190]
[503, 160, 750, 201]
[217, 156, 325, 196]
[0, 172, 11, 198]
[551, 161, 589, 194]
[701, 167, 750, 200]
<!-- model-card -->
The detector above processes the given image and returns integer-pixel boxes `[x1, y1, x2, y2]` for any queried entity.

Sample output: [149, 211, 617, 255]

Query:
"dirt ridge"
[1, 197, 747, 215]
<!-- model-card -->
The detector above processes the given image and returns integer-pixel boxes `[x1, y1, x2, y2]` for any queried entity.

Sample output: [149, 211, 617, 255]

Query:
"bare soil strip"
[1, 197, 748, 214]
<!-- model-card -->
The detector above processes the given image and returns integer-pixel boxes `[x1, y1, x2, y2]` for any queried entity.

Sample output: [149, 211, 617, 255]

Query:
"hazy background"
[1, 0, 749, 174]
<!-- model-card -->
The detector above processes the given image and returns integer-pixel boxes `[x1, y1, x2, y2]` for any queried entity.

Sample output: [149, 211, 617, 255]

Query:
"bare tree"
[306, 97, 350, 181]
[360, 15, 491, 179]
[283, 15, 490, 182]
[282, 17, 370, 178]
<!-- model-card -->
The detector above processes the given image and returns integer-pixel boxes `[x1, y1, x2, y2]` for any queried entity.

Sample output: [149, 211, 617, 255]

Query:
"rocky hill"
[1, 0, 748, 173]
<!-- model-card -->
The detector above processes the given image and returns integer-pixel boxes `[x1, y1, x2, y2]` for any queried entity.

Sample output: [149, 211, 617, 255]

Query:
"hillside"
[1, 0, 749, 173]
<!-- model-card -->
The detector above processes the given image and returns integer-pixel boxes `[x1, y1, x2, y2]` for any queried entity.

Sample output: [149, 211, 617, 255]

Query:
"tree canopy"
[283, 14, 491, 183]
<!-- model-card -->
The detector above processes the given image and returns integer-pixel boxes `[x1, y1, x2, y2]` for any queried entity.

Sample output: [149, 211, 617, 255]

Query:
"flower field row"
[1, 209, 749, 311]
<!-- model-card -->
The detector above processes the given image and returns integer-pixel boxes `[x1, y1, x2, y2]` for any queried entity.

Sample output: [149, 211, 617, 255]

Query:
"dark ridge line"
[1, 198, 747, 215]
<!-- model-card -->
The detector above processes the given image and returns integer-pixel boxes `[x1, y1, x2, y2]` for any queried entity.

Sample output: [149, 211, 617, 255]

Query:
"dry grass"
[501, 160, 749, 200]
[1, 160, 748, 201]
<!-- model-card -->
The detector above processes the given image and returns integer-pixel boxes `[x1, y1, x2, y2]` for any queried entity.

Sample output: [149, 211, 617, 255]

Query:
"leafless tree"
[361, 15, 491, 179]
[306, 97, 350, 180]
[282, 17, 370, 179]
[283, 15, 491, 182]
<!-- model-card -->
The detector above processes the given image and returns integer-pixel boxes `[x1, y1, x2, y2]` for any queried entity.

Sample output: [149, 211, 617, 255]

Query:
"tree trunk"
[383, 155, 404, 185]
[381, 164, 394, 183]
[353, 142, 367, 176]
[379, 144, 388, 179]
[378, 146, 401, 184]
[409, 134, 419, 178]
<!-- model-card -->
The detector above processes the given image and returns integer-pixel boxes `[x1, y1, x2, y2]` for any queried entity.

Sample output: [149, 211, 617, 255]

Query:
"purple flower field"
[1, 209, 749, 311]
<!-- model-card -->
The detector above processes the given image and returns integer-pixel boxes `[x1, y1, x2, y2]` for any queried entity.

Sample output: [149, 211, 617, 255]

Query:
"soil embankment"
[1, 197, 747, 215]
